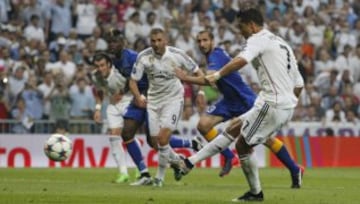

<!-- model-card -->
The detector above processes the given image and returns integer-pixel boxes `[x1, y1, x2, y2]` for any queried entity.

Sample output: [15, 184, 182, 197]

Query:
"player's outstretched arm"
[205, 57, 247, 83]
[174, 68, 208, 85]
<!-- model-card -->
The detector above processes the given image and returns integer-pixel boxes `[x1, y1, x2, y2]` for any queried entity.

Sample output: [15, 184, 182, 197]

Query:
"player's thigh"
[122, 104, 146, 141]
[197, 114, 224, 134]
[159, 99, 184, 131]
[147, 104, 160, 137]
[240, 103, 293, 145]
[106, 104, 125, 130]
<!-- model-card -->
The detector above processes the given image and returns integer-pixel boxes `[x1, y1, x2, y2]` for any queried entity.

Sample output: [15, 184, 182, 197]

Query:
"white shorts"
[106, 97, 132, 129]
[239, 101, 294, 145]
[147, 99, 184, 136]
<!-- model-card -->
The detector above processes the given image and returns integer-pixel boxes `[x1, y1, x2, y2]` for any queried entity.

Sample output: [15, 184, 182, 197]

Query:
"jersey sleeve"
[237, 36, 264, 63]
[131, 56, 145, 81]
[178, 50, 199, 73]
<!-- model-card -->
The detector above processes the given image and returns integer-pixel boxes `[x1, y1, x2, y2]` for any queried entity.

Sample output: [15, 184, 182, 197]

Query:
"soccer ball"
[44, 134, 72, 161]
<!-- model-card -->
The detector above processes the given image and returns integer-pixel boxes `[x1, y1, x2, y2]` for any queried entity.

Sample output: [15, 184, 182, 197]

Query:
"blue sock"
[126, 140, 147, 172]
[221, 148, 234, 159]
[169, 136, 191, 148]
[276, 146, 299, 174]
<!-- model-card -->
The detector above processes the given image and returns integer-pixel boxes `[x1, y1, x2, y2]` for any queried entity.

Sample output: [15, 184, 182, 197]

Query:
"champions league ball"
[44, 134, 72, 161]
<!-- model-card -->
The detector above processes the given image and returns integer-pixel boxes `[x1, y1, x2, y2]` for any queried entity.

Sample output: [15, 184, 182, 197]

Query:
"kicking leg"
[198, 115, 235, 177]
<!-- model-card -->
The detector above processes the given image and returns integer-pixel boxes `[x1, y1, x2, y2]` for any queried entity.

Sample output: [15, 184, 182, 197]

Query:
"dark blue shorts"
[207, 99, 252, 121]
[123, 103, 147, 124]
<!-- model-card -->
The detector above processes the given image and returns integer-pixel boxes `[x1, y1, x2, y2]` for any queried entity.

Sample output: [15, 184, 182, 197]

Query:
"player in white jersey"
[92, 52, 132, 183]
[129, 28, 203, 187]
[171, 8, 304, 201]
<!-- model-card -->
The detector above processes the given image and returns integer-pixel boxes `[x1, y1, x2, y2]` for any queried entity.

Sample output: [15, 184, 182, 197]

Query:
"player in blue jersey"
[95, 29, 196, 185]
[174, 30, 304, 188]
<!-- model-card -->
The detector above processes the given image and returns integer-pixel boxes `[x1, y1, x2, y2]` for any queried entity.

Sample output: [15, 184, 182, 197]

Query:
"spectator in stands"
[345, 110, 359, 124]
[20, 0, 49, 33]
[324, 101, 347, 123]
[20, 74, 44, 121]
[142, 11, 162, 37]
[220, 0, 237, 23]
[125, 11, 145, 45]
[335, 44, 354, 74]
[175, 28, 197, 58]
[37, 71, 54, 119]
[74, 0, 98, 40]
[48, 0, 73, 41]
[23, 14, 45, 42]
[133, 37, 148, 53]
[11, 98, 33, 133]
[48, 74, 70, 121]
[7, 65, 27, 106]
[90, 26, 108, 51]
[48, 35, 67, 62]
[304, 105, 321, 122]
[349, 44, 360, 83]
[52, 51, 76, 86]
[69, 77, 95, 133]
[313, 69, 340, 96]
[314, 47, 335, 75]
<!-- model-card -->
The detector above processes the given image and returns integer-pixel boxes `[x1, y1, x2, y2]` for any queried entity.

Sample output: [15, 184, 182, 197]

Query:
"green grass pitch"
[0, 167, 359, 204]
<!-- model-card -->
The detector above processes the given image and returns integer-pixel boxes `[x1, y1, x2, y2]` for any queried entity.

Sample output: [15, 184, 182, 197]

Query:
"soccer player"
[92, 52, 136, 183]
[129, 28, 203, 187]
[175, 30, 304, 185]
[172, 8, 304, 201]
[94, 29, 196, 186]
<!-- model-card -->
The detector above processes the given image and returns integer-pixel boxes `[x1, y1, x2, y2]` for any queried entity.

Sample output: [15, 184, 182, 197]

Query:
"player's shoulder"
[123, 48, 138, 57]
[167, 46, 186, 55]
[137, 47, 153, 59]
[211, 47, 230, 58]
[248, 29, 272, 43]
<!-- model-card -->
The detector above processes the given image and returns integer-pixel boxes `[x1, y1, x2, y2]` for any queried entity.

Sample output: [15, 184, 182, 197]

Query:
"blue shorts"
[207, 99, 253, 121]
[123, 103, 147, 124]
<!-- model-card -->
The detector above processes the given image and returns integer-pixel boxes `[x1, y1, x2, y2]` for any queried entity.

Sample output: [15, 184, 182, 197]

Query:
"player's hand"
[205, 72, 220, 85]
[135, 94, 147, 108]
[174, 68, 187, 81]
[93, 110, 102, 123]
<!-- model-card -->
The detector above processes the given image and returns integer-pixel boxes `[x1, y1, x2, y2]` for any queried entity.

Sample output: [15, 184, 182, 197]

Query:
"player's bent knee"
[197, 120, 212, 135]
[235, 136, 253, 155]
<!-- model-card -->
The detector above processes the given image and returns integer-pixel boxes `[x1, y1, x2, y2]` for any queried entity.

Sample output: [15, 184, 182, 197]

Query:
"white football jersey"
[131, 46, 199, 104]
[92, 67, 133, 102]
[237, 29, 304, 109]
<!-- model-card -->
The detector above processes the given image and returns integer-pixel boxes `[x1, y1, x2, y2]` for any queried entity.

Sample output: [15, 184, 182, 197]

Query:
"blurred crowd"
[0, 0, 360, 134]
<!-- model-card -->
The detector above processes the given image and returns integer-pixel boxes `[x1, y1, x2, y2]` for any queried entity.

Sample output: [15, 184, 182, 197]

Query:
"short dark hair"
[150, 28, 165, 36]
[105, 28, 125, 43]
[197, 30, 214, 40]
[92, 52, 112, 66]
[237, 8, 264, 26]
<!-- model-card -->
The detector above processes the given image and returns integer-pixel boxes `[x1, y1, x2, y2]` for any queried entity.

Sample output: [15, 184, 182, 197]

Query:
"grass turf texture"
[0, 168, 359, 204]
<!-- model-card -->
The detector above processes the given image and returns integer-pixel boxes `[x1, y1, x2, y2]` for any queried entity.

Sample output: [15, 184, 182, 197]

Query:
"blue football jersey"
[207, 47, 256, 108]
[112, 49, 148, 94]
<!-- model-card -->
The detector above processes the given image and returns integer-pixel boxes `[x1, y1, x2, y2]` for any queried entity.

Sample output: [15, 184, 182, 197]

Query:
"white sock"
[188, 132, 234, 165]
[109, 137, 127, 175]
[155, 144, 171, 181]
[169, 146, 180, 160]
[239, 153, 261, 194]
